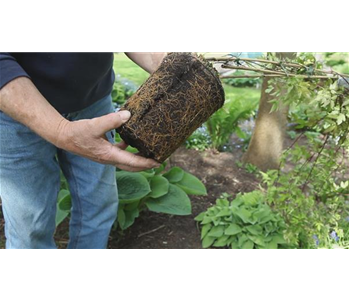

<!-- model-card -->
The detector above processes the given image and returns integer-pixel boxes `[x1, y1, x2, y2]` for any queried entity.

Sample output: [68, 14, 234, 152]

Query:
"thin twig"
[301, 135, 329, 192]
[138, 225, 166, 238]
[208, 56, 349, 78]
[221, 75, 282, 79]
[221, 65, 335, 79]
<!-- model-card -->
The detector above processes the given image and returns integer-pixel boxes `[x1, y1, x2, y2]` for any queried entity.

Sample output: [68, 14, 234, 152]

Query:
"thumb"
[91, 110, 131, 136]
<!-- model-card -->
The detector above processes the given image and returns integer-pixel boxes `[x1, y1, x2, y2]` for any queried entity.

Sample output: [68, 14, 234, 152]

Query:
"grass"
[113, 53, 261, 101]
[222, 84, 260, 104]
[113, 53, 150, 85]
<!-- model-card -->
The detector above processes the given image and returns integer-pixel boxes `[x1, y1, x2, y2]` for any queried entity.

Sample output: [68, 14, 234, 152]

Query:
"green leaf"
[118, 208, 126, 229]
[139, 169, 155, 179]
[163, 167, 184, 183]
[336, 113, 346, 125]
[148, 175, 169, 198]
[246, 225, 263, 235]
[175, 172, 207, 195]
[201, 216, 213, 224]
[242, 240, 254, 249]
[213, 235, 230, 247]
[116, 171, 151, 203]
[216, 207, 231, 217]
[55, 207, 69, 226]
[271, 234, 287, 245]
[201, 224, 212, 239]
[124, 200, 140, 211]
[57, 189, 71, 211]
[194, 212, 206, 222]
[154, 162, 166, 175]
[202, 235, 216, 248]
[248, 235, 266, 247]
[234, 207, 252, 223]
[238, 234, 249, 248]
[145, 184, 191, 215]
[225, 224, 242, 235]
[216, 198, 230, 207]
[123, 207, 140, 230]
[207, 225, 224, 238]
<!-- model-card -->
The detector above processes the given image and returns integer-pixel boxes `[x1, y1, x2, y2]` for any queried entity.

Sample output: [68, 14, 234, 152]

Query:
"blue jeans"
[0, 94, 118, 249]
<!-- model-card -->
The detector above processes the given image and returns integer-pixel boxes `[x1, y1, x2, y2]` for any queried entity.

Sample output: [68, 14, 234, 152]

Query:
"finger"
[91, 110, 131, 136]
[115, 140, 128, 150]
[110, 147, 160, 171]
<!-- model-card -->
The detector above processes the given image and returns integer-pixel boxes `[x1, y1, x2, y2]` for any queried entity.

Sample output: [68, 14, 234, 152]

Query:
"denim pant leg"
[57, 94, 118, 249]
[0, 112, 60, 249]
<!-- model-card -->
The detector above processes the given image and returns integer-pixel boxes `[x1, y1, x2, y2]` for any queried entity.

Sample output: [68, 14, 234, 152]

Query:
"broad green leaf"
[234, 207, 252, 223]
[216, 198, 230, 207]
[246, 225, 263, 235]
[238, 234, 249, 248]
[145, 184, 191, 215]
[201, 224, 212, 239]
[229, 239, 239, 249]
[55, 207, 69, 226]
[207, 225, 224, 238]
[213, 235, 230, 247]
[201, 216, 213, 224]
[57, 189, 71, 211]
[124, 200, 140, 211]
[264, 241, 278, 249]
[242, 240, 254, 249]
[148, 175, 169, 198]
[248, 235, 266, 247]
[154, 162, 167, 175]
[225, 224, 242, 235]
[271, 234, 287, 245]
[175, 172, 207, 195]
[140, 169, 155, 179]
[116, 171, 151, 203]
[216, 208, 231, 217]
[118, 208, 126, 229]
[163, 167, 184, 183]
[202, 235, 216, 248]
[194, 212, 206, 222]
[253, 208, 271, 221]
[123, 207, 140, 230]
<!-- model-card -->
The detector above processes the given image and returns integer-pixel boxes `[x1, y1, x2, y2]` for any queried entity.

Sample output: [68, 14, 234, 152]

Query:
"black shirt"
[0, 53, 115, 114]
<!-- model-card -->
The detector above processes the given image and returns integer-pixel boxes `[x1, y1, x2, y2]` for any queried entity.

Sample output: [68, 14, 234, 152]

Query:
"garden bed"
[109, 146, 259, 249]
[0, 144, 259, 249]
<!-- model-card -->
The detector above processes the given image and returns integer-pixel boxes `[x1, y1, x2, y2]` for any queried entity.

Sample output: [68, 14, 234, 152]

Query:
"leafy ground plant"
[117, 163, 206, 230]
[195, 191, 287, 249]
[56, 163, 207, 231]
[206, 96, 258, 150]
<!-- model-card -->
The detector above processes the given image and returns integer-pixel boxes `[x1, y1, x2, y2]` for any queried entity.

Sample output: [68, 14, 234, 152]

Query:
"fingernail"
[119, 110, 131, 122]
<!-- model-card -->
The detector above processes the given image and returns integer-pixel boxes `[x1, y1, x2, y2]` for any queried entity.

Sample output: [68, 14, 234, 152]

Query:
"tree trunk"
[242, 53, 296, 171]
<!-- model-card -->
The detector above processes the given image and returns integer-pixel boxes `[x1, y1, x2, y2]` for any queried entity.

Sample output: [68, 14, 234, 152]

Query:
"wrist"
[53, 118, 72, 149]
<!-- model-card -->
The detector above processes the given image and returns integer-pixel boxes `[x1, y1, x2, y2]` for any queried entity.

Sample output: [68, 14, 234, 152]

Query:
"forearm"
[0, 77, 68, 147]
[0, 77, 159, 171]
[125, 52, 167, 74]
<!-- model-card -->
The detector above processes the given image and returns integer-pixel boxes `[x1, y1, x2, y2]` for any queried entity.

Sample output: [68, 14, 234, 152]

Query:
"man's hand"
[0, 77, 159, 172]
[56, 110, 160, 172]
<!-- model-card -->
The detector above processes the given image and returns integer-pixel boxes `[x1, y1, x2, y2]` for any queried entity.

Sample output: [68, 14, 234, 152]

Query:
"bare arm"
[0, 77, 160, 171]
[125, 52, 167, 74]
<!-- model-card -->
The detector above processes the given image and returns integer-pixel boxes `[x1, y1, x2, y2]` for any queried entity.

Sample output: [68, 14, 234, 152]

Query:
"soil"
[0, 144, 259, 249]
[109, 146, 259, 249]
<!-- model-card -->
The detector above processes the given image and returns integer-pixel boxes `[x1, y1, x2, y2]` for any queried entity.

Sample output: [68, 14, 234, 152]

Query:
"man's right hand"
[56, 110, 160, 172]
[0, 77, 159, 172]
